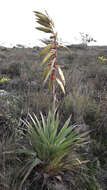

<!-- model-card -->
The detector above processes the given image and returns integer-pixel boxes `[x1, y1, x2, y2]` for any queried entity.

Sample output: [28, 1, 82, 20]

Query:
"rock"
[47, 183, 68, 190]
[0, 90, 9, 96]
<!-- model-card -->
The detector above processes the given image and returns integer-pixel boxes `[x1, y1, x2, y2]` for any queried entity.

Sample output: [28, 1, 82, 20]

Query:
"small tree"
[80, 32, 96, 47]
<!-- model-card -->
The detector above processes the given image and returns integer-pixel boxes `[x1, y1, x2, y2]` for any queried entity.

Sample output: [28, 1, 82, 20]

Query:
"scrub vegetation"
[0, 11, 107, 190]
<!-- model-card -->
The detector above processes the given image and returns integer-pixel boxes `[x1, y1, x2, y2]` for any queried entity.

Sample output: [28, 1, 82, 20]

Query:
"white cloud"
[0, 0, 107, 47]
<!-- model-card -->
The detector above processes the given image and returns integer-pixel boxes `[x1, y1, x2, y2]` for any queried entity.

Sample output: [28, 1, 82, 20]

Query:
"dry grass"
[0, 45, 107, 189]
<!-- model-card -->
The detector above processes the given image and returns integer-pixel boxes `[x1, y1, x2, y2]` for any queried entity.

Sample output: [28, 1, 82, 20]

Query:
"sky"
[0, 0, 107, 47]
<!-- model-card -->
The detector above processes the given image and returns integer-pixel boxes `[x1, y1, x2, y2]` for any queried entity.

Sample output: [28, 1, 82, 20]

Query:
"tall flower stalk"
[34, 11, 65, 110]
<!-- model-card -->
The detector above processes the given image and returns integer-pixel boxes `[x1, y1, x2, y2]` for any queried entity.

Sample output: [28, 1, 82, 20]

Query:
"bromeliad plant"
[14, 111, 88, 189]
[3, 11, 89, 189]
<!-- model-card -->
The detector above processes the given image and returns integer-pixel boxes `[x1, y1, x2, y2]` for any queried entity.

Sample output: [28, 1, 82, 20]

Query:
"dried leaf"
[50, 19, 54, 27]
[55, 175, 62, 182]
[43, 64, 54, 85]
[36, 27, 52, 33]
[42, 66, 50, 80]
[40, 43, 54, 57]
[34, 11, 46, 17]
[42, 52, 54, 65]
[50, 33, 57, 39]
[43, 58, 55, 86]
[58, 67, 65, 86]
[37, 19, 51, 28]
[56, 77, 65, 94]
[34, 11, 50, 24]
[48, 78, 52, 90]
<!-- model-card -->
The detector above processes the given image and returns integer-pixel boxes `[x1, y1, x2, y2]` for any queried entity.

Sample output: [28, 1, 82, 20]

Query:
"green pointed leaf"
[55, 116, 71, 144]
[14, 149, 36, 156]
[29, 114, 49, 145]
[49, 118, 59, 144]
[40, 112, 50, 139]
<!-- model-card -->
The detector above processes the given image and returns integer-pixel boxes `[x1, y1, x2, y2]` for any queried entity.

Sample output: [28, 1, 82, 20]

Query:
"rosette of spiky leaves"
[34, 11, 65, 94]
[6, 111, 89, 189]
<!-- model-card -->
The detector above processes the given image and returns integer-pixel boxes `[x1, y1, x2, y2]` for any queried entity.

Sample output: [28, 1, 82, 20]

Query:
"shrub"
[79, 33, 96, 47]
[7, 62, 21, 78]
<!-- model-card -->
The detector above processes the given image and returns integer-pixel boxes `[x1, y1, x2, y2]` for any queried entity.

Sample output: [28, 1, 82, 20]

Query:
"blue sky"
[0, 0, 107, 47]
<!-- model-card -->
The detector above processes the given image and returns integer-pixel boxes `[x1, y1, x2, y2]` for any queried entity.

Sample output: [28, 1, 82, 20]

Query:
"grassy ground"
[0, 44, 107, 189]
